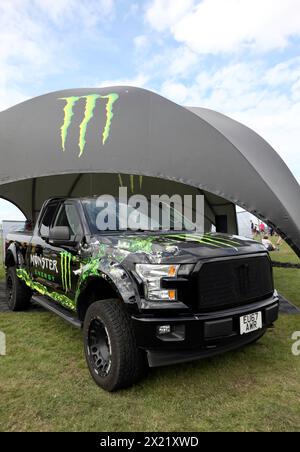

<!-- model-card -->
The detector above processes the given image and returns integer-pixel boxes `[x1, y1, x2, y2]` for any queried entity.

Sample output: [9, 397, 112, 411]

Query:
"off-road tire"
[83, 299, 147, 391]
[6, 267, 32, 311]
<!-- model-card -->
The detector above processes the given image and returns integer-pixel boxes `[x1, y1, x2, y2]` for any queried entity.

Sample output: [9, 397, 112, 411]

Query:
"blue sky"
[1, 0, 300, 221]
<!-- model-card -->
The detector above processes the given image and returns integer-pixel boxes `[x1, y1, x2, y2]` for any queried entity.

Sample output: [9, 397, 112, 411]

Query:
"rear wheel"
[6, 267, 32, 311]
[83, 299, 147, 391]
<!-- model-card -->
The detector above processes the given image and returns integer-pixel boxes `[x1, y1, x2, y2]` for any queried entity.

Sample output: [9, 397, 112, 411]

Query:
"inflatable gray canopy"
[0, 86, 299, 256]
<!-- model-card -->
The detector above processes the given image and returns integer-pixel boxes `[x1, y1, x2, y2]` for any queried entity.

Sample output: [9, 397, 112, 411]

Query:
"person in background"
[259, 222, 265, 234]
[262, 234, 276, 251]
[251, 220, 254, 236]
[276, 235, 283, 251]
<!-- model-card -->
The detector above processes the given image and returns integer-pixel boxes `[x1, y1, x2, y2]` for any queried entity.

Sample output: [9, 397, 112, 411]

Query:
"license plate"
[240, 311, 262, 335]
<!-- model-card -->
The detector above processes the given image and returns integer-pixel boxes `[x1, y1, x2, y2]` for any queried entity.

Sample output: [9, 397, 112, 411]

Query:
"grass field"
[0, 313, 299, 432]
[0, 236, 299, 432]
[0, 239, 4, 281]
[267, 237, 300, 308]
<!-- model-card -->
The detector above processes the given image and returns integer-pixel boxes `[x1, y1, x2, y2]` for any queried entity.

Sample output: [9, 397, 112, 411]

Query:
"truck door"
[49, 202, 83, 299]
[30, 200, 61, 290]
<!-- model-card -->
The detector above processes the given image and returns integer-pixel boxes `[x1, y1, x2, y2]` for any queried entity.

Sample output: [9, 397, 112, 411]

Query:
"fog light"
[157, 325, 171, 335]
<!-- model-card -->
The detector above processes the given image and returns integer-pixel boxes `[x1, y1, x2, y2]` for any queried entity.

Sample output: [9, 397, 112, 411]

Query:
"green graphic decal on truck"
[165, 233, 240, 250]
[16, 268, 76, 311]
[58, 93, 119, 157]
[60, 251, 73, 293]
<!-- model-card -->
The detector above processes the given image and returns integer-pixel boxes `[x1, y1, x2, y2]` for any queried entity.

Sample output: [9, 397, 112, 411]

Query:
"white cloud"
[134, 35, 149, 50]
[0, 0, 116, 111]
[130, 43, 199, 84]
[34, 0, 115, 26]
[168, 46, 198, 77]
[0, 90, 29, 113]
[161, 81, 188, 104]
[292, 79, 300, 101]
[160, 58, 300, 182]
[146, 0, 300, 55]
[264, 57, 300, 86]
[144, 1, 300, 180]
[0, 199, 26, 223]
[123, 2, 140, 21]
[97, 74, 150, 88]
[145, 0, 194, 32]
[232, 102, 300, 184]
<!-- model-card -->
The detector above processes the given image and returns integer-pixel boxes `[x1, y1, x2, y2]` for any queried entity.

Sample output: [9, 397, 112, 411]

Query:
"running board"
[32, 295, 82, 329]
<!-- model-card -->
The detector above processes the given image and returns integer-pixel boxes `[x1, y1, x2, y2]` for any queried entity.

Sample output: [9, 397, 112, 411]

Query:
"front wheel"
[83, 299, 147, 391]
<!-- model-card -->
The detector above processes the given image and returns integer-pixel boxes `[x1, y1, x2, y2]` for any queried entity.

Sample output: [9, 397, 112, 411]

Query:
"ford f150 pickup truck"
[5, 197, 279, 391]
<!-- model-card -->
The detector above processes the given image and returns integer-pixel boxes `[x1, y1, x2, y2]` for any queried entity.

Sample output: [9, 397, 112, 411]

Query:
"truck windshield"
[82, 198, 200, 234]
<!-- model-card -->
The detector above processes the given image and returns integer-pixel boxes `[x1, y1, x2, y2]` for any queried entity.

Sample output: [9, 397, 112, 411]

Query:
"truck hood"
[92, 232, 266, 265]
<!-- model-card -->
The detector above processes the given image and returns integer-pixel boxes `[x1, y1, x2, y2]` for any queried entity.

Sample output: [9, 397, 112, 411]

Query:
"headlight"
[135, 264, 179, 301]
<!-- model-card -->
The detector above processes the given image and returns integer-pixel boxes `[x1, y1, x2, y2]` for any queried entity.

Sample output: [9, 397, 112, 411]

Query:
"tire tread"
[6, 267, 32, 311]
[84, 299, 146, 391]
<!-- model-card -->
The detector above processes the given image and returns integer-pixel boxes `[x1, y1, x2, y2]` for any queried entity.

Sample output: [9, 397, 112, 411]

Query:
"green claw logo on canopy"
[58, 93, 119, 157]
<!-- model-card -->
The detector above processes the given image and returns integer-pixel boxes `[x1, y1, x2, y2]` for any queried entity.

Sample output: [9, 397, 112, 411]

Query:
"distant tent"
[237, 209, 252, 239]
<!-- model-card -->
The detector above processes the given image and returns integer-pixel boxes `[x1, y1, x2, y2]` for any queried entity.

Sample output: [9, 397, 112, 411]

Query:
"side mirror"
[49, 226, 72, 244]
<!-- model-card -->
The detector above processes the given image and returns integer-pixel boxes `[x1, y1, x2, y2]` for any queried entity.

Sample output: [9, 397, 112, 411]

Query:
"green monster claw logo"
[118, 174, 144, 192]
[60, 251, 73, 293]
[58, 93, 119, 157]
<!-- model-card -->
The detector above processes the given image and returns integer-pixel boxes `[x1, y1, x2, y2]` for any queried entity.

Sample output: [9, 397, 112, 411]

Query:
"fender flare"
[75, 257, 140, 308]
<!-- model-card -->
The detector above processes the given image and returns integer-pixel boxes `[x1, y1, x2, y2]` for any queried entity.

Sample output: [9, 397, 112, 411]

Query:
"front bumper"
[131, 294, 279, 367]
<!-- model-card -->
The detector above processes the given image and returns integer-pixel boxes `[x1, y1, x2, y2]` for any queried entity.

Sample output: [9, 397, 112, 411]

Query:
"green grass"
[270, 237, 300, 265]
[274, 268, 300, 308]
[250, 234, 300, 308]
[268, 237, 300, 308]
[0, 236, 299, 432]
[0, 238, 4, 281]
[0, 313, 299, 432]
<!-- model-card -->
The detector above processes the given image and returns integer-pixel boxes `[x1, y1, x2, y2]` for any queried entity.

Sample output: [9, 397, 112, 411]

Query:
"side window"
[54, 204, 82, 238]
[39, 203, 58, 238]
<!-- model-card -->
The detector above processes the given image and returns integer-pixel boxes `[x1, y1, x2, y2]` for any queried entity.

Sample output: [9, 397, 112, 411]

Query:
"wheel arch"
[76, 275, 122, 322]
[76, 259, 140, 321]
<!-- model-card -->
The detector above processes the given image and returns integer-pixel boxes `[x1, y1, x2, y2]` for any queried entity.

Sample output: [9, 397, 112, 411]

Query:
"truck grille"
[197, 255, 273, 311]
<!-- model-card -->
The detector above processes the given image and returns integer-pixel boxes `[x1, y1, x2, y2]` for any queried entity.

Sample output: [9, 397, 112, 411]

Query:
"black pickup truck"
[5, 197, 279, 391]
